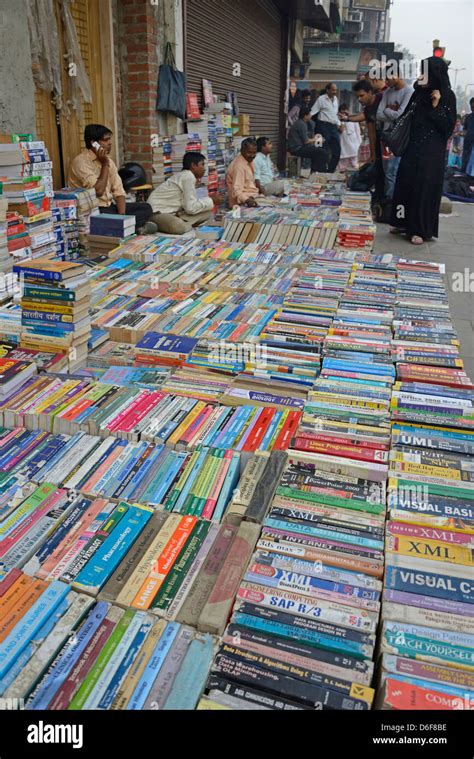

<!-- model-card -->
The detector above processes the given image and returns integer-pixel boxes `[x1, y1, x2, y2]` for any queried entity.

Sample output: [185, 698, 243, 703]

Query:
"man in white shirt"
[376, 64, 414, 199]
[254, 137, 287, 196]
[311, 82, 343, 172]
[148, 152, 222, 234]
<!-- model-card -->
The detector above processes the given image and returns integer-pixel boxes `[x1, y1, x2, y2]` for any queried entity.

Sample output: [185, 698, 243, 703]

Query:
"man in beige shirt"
[226, 138, 262, 207]
[68, 124, 156, 233]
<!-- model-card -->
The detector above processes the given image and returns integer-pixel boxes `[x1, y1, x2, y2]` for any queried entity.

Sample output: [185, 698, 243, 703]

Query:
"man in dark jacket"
[288, 107, 329, 173]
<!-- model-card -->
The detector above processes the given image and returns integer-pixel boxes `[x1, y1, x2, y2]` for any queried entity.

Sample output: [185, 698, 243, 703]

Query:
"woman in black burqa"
[390, 56, 457, 244]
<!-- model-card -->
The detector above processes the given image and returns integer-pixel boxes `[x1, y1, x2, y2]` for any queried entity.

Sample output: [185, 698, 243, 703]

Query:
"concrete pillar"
[0, 0, 36, 135]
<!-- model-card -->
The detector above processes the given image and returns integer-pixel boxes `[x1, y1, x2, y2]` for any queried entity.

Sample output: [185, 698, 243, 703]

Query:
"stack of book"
[54, 188, 100, 251]
[0, 139, 25, 179]
[377, 259, 474, 710]
[6, 211, 32, 260]
[0, 198, 9, 272]
[152, 136, 173, 188]
[1, 176, 50, 220]
[1, 176, 56, 261]
[206, 105, 233, 196]
[52, 197, 81, 260]
[13, 259, 91, 370]
[19, 140, 54, 199]
[88, 214, 136, 256]
[90, 214, 136, 239]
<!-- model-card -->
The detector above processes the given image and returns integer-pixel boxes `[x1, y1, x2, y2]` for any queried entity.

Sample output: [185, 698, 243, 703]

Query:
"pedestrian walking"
[390, 56, 457, 245]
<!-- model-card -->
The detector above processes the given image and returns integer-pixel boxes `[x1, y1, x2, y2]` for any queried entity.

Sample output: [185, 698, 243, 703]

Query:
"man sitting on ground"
[147, 152, 221, 235]
[288, 107, 329, 173]
[68, 124, 156, 234]
[226, 138, 261, 208]
[253, 137, 287, 196]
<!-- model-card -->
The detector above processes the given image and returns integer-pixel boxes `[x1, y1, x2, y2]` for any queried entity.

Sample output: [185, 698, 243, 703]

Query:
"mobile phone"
[91, 141, 101, 151]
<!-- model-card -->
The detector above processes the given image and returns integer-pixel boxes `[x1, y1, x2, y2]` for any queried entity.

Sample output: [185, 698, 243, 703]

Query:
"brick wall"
[118, 0, 162, 178]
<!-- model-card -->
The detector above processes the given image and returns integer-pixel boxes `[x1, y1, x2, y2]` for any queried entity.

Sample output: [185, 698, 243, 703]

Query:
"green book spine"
[152, 521, 210, 611]
[68, 610, 133, 710]
[276, 486, 384, 515]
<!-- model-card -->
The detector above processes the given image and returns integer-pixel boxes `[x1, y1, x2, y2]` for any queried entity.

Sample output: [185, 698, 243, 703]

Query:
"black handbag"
[383, 100, 417, 157]
[156, 43, 186, 121]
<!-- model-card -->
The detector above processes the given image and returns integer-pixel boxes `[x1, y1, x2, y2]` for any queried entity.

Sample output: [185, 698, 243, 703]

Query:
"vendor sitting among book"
[254, 137, 287, 196]
[147, 152, 222, 235]
[226, 138, 261, 207]
[288, 107, 329, 173]
[68, 124, 157, 234]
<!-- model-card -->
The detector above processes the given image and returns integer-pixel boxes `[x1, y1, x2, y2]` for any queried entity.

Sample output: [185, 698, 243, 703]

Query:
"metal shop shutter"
[185, 0, 286, 164]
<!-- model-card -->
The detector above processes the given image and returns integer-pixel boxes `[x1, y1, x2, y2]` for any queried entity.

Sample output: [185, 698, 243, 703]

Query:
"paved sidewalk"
[375, 202, 474, 378]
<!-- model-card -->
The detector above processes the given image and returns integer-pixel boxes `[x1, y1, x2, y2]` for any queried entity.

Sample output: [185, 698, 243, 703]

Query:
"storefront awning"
[274, 0, 341, 32]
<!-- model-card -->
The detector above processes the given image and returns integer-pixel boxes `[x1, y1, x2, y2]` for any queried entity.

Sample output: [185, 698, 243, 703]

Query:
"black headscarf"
[411, 56, 456, 139]
[414, 56, 452, 106]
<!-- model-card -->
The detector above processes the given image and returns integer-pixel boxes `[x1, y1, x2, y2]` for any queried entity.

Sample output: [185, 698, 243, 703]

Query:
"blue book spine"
[384, 630, 474, 668]
[139, 450, 175, 505]
[260, 410, 283, 452]
[125, 445, 169, 503]
[245, 568, 380, 602]
[74, 439, 125, 491]
[17, 436, 66, 480]
[21, 320, 77, 334]
[74, 506, 152, 593]
[212, 453, 241, 522]
[139, 448, 173, 503]
[35, 435, 84, 483]
[201, 408, 233, 448]
[385, 565, 474, 605]
[127, 622, 180, 710]
[162, 635, 215, 710]
[0, 599, 69, 696]
[26, 602, 109, 710]
[173, 448, 209, 513]
[35, 497, 91, 565]
[107, 444, 149, 500]
[92, 442, 129, 495]
[214, 406, 248, 450]
[233, 612, 368, 658]
[121, 443, 165, 502]
[0, 432, 35, 470]
[151, 452, 188, 506]
[392, 423, 473, 442]
[263, 518, 383, 551]
[97, 619, 153, 710]
[13, 267, 63, 282]
[390, 495, 474, 521]
[0, 583, 71, 680]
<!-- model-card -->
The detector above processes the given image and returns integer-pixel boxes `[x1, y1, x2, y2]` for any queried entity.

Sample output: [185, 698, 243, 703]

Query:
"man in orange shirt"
[226, 138, 261, 207]
[68, 124, 156, 234]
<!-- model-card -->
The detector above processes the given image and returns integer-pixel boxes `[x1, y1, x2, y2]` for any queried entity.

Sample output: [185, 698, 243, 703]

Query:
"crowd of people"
[68, 55, 462, 247]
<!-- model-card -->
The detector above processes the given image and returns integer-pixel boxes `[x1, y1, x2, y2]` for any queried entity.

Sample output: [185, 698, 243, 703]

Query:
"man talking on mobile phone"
[68, 124, 157, 234]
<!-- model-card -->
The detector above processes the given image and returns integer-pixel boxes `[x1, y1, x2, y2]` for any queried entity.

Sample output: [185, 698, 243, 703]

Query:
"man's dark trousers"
[314, 121, 341, 173]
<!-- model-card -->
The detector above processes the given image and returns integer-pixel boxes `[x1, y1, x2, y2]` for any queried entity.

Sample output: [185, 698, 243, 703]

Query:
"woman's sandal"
[390, 227, 406, 235]
[410, 235, 424, 245]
